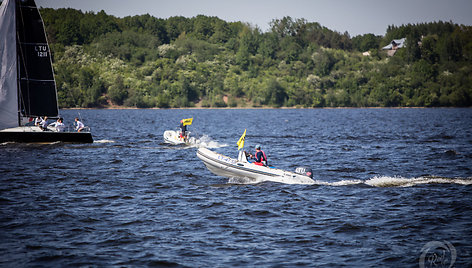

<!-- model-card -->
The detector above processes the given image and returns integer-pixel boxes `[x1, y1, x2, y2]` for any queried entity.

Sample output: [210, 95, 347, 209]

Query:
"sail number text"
[35, 45, 48, 57]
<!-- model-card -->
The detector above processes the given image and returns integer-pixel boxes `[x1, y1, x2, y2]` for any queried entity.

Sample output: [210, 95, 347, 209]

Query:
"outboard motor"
[295, 167, 313, 179]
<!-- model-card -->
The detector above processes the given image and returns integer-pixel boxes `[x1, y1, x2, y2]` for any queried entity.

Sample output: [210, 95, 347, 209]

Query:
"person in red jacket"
[249, 144, 268, 166]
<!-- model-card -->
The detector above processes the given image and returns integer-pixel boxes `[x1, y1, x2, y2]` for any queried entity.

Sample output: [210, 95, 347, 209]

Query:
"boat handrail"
[49, 125, 91, 133]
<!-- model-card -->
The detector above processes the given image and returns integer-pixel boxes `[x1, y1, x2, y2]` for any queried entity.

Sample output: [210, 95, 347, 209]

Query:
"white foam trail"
[365, 176, 472, 187]
[228, 177, 263, 184]
[315, 179, 363, 186]
[225, 175, 472, 187]
[314, 176, 472, 187]
[94, 139, 115, 143]
[1, 142, 14, 146]
[187, 135, 228, 149]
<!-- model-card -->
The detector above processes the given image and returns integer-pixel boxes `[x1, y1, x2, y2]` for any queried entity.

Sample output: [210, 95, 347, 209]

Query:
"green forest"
[40, 8, 472, 108]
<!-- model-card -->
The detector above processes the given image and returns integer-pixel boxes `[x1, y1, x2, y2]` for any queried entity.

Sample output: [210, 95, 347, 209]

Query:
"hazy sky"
[35, 0, 472, 36]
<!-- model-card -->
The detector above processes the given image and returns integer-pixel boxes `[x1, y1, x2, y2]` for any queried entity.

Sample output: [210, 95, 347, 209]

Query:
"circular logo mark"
[419, 241, 456, 268]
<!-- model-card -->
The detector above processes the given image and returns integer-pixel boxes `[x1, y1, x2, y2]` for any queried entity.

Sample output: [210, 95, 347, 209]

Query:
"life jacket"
[254, 150, 268, 166]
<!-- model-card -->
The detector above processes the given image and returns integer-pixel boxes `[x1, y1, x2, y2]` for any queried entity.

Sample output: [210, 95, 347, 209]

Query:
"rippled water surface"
[1, 108, 471, 267]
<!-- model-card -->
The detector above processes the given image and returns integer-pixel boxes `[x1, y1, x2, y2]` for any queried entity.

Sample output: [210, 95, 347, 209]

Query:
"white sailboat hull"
[196, 148, 315, 185]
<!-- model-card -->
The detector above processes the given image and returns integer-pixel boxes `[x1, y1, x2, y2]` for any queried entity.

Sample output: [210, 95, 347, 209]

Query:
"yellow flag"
[237, 129, 246, 150]
[182, 118, 193, 126]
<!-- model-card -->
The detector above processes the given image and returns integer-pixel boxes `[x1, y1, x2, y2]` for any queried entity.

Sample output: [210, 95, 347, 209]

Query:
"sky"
[35, 0, 472, 37]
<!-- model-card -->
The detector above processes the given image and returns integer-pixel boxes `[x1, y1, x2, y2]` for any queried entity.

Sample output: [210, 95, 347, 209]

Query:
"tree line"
[40, 8, 472, 108]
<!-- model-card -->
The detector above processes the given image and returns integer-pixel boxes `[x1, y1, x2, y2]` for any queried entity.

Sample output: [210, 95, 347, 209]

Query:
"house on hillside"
[382, 37, 406, 56]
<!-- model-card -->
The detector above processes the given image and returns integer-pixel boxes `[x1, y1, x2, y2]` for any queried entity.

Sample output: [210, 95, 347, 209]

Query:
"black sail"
[16, 0, 58, 117]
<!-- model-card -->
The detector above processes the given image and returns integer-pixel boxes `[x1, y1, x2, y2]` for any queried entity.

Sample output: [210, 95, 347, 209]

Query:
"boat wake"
[186, 135, 228, 149]
[363, 176, 472, 187]
[163, 129, 227, 149]
[228, 177, 261, 184]
[0, 142, 14, 146]
[94, 139, 115, 143]
[226, 175, 472, 187]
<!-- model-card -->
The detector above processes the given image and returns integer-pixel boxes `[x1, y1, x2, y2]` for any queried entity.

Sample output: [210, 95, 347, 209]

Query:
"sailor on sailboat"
[0, 0, 93, 143]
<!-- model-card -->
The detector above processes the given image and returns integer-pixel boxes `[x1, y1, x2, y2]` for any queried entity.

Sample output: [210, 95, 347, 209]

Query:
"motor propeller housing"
[295, 167, 313, 179]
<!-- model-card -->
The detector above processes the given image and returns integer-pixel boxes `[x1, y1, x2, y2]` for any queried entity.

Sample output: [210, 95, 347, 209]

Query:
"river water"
[1, 108, 471, 267]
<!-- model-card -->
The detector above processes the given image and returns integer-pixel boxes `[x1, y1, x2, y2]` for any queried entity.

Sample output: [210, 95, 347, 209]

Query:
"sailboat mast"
[17, 65, 21, 126]
[15, 0, 24, 127]
[17, 37, 21, 126]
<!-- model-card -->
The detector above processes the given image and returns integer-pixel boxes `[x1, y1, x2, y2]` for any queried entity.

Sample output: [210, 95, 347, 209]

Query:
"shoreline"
[63, 106, 470, 110]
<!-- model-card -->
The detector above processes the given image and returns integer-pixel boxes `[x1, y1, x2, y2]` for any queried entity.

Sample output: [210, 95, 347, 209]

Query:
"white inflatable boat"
[163, 130, 192, 145]
[196, 147, 315, 184]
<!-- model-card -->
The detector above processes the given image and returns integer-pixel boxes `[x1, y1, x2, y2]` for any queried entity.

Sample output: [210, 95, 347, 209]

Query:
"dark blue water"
[1, 108, 471, 267]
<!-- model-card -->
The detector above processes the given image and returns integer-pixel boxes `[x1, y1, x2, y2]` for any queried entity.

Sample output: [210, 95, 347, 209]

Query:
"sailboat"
[0, 0, 93, 143]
